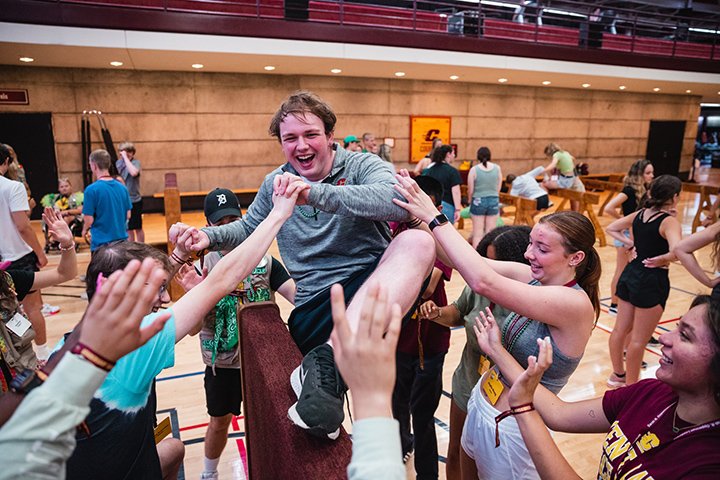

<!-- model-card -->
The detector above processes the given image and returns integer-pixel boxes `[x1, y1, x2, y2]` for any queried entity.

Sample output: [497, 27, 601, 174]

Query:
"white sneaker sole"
[606, 379, 626, 388]
[287, 365, 340, 440]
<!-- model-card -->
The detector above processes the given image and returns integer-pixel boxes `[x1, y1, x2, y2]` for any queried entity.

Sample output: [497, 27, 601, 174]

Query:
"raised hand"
[330, 281, 401, 420]
[392, 171, 440, 224]
[273, 172, 309, 205]
[42, 207, 74, 247]
[79, 258, 171, 363]
[507, 337, 553, 406]
[271, 180, 310, 219]
[473, 307, 503, 359]
[174, 263, 205, 292]
[169, 223, 210, 253]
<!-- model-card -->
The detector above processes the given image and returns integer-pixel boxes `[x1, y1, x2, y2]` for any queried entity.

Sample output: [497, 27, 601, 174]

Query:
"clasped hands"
[168, 173, 310, 254]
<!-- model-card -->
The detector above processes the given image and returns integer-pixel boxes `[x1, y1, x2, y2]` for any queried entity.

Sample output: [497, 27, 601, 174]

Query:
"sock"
[35, 343, 50, 361]
[203, 456, 220, 473]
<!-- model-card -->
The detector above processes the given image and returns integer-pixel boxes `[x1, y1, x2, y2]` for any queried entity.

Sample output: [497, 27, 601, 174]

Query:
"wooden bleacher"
[499, 191, 539, 226]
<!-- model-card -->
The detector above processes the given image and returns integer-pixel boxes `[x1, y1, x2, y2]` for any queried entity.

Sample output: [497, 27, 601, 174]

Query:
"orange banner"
[410, 116, 451, 163]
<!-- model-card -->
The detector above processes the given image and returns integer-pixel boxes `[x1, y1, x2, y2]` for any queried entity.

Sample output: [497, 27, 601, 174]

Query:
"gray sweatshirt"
[202, 146, 411, 307]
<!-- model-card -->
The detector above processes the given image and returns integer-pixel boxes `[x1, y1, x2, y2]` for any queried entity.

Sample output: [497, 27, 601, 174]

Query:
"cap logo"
[216, 193, 227, 206]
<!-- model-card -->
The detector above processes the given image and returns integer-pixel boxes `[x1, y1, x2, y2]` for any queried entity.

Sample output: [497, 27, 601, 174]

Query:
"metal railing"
[26, 0, 720, 60]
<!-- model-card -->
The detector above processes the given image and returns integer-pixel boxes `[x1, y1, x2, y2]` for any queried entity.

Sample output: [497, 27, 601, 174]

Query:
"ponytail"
[575, 246, 602, 322]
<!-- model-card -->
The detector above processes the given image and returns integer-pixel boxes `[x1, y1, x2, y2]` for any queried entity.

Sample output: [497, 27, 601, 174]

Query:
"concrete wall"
[0, 66, 700, 195]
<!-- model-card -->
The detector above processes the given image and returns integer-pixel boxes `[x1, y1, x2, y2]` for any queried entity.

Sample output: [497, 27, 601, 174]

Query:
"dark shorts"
[9, 251, 40, 273]
[204, 366, 242, 417]
[128, 199, 143, 230]
[712, 283, 720, 302]
[289, 256, 383, 355]
[535, 194, 549, 210]
[616, 262, 670, 309]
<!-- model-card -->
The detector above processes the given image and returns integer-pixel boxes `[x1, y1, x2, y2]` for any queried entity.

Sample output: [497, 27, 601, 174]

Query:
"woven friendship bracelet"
[71, 342, 116, 372]
[494, 402, 535, 447]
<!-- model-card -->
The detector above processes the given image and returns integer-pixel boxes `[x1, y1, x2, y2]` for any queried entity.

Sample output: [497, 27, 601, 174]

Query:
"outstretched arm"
[674, 221, 720, 288]
[393, 172, 594, 330]
[171, 184, 306, 341]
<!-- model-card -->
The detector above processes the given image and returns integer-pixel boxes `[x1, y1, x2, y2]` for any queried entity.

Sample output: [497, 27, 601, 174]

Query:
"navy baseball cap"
[204, 188, 242, 224]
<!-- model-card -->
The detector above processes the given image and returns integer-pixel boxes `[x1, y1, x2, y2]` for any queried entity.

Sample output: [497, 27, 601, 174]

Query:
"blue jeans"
[441, 201, 455, 223]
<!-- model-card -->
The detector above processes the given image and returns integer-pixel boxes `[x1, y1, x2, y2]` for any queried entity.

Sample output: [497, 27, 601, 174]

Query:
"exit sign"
[0, 89, 29, 105]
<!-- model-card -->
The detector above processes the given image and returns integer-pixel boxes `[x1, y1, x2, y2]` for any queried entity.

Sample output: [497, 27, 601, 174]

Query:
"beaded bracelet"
[71, 342, 116, 372]
[494, 402, 535, 447]
[59, 242, 76, 251]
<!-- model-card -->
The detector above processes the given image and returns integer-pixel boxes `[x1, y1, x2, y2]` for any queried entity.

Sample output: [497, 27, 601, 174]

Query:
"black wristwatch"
[9, 368, 47, 395]
[428, 213, 449, 231]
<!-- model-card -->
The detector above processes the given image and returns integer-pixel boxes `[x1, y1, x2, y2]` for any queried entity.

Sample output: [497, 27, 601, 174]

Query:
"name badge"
[478, 354, 491, 376]
[482, 369, 505, 406]
[6, 312, 31, 337]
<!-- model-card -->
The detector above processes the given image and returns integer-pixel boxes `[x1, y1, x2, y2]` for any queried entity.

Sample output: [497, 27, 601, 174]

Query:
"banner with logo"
[409, 116, 451, 163]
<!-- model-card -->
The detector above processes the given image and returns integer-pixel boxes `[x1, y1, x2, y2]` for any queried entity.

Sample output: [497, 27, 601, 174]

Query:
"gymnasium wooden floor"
[37, 167, 718, 479]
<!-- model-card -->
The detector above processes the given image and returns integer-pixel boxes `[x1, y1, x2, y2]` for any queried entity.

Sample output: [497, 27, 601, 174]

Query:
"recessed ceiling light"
[653, 87, 661, 92]
[191, 64, 204, 69]
[330, 68, 342, 74]
[110, 61, 123, 67]
[264, 65, 276, 71]
[619, 85, 626, 90]
[394, 71, 406, 77]
[498, 78, 508, 83]
[542, 81, 551, 85]
[449, 75, 459, 80]
[19, 57, 34, 63]
[582, 83, 591, 88]
[686, 89, 692, 93]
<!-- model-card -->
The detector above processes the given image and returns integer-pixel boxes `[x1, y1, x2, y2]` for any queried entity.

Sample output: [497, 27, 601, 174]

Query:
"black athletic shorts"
[128, 199, 143, 230]
[204, 366, 242, 417]
[616, 262, 670, 309]
[9, 251, 40, 294]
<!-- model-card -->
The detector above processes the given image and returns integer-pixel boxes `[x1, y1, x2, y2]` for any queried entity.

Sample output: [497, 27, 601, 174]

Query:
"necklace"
[96, 175, 112, 180]
[296, 205, 319, 220]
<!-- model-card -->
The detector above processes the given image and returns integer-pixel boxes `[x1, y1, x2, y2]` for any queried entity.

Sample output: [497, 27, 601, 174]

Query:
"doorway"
[645, 120, 686, 177]
[0, 113, 58, 219]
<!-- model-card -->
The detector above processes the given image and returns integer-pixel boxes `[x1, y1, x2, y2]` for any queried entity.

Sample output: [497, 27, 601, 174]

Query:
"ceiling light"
[191, 64, 204, 69]
[582, 83, 591, 88]
[110, 61, 123, 67]
[542, 81, 551, 85]
[330, 68, 342, 74]
[619, 85, 626, 90]
[264, 65, 276, 71]
[394, 72, 406, 77]
[686, 89, 692, 93]
[653, 87, 660, 92]
[449, 75, 459, 80]
[19, 57, 34, 63]
[498, 78, 508, 83]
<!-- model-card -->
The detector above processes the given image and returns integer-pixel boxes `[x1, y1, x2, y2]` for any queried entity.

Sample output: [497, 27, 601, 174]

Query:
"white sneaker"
[200, 471, 219, 480]
[41, 303, 60, 315]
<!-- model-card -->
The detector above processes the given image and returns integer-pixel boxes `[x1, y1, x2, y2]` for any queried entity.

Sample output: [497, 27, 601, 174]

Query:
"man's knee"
[389, 229, 435, 262]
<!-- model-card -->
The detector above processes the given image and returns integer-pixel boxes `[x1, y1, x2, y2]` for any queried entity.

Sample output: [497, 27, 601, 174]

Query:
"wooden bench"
[550, 189, 607, 247]
[582, 179, 623, 217]
[682, 182, 720, 233]
[238, 302, 352, 478]
[499, 192, 540, 226]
